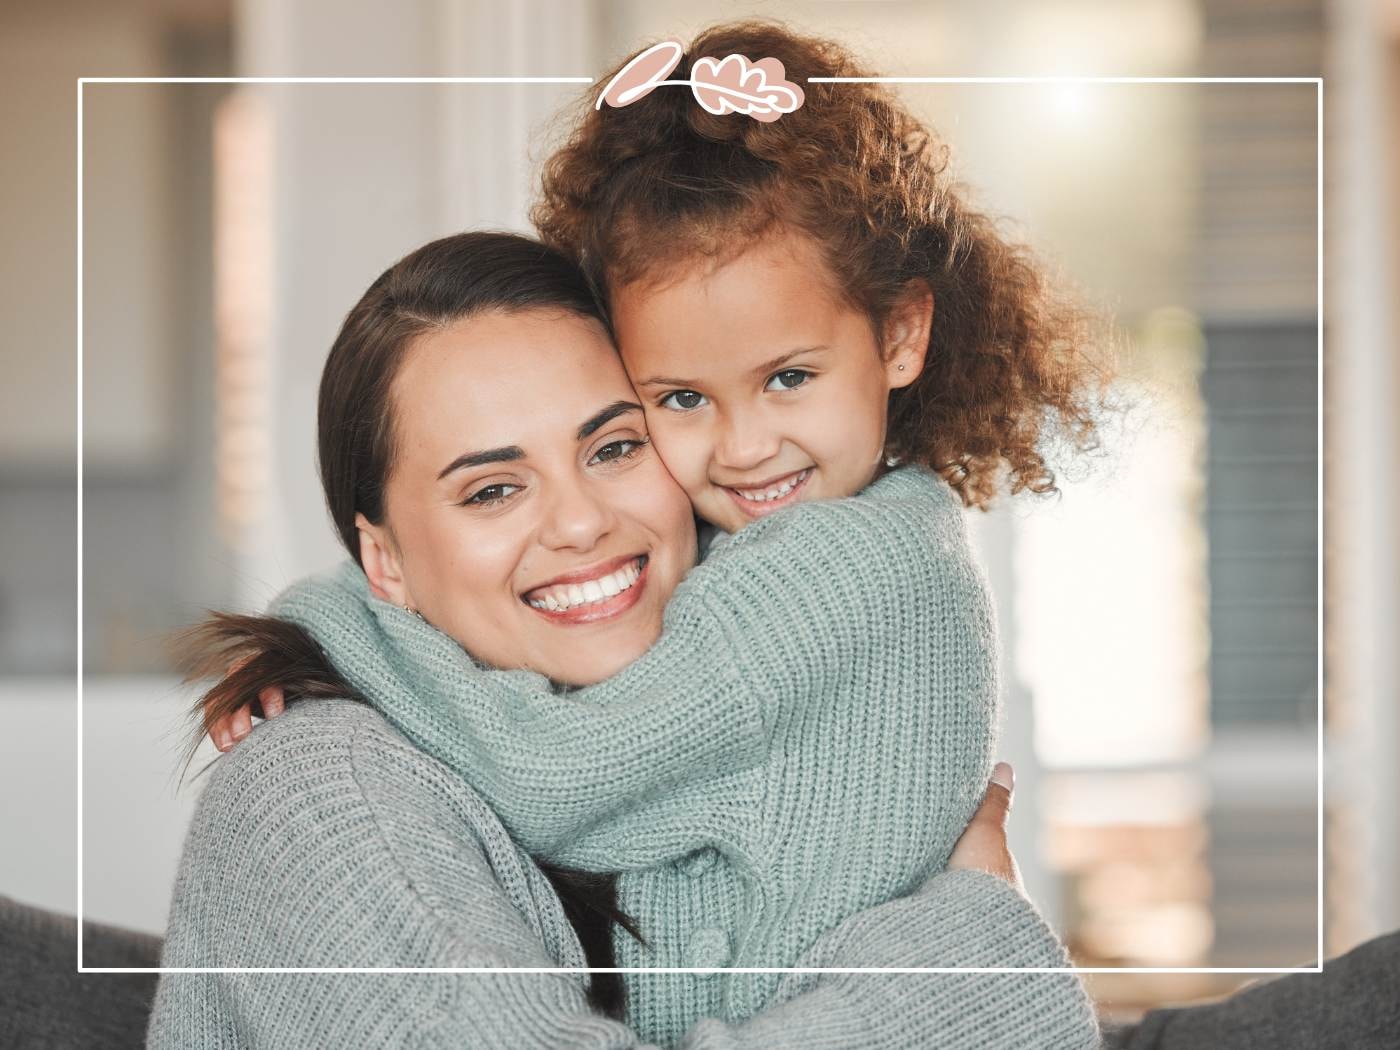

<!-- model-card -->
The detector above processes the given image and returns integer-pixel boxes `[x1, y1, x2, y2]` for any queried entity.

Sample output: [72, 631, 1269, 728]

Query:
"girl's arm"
[274, 468, 982, 860]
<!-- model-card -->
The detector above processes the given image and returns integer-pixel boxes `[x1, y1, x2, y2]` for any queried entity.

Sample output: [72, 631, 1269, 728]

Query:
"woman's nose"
[537, 476, 616, 552]
[714, 411, 781, 472]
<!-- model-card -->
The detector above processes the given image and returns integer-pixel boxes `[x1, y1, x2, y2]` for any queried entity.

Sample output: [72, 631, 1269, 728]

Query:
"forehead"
[610, 230, 862, 373]
[391, 309, 630, 453]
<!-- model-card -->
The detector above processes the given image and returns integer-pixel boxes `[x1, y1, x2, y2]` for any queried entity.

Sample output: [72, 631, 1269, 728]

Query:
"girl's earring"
[897, 363, 906, 371]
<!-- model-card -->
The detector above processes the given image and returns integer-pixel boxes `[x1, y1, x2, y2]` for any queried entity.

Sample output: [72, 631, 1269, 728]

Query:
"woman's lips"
[521, 555, 648, 625]
[722, 468, 813, 519]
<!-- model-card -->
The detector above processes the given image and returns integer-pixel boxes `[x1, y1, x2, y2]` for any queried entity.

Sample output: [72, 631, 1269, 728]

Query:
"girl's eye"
[589, 437, 649, 465]
[462, 483, 520, 506]
[659, 390, 708, 412]
[765, 368, 812, 392]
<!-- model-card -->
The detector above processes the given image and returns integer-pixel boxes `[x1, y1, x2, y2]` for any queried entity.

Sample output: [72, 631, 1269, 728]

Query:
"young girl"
[208, 21, 1105, 1044]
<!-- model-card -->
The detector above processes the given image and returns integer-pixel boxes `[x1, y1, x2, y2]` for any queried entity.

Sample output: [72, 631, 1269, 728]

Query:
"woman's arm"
[154, 712, 1093, 1049]
[272, 468, 987, 860]
[680, 870, 1098, 1050]
[701, 772, 1098, 1048]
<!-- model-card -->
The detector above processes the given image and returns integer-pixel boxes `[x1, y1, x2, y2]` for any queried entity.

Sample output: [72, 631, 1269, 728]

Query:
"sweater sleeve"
[677, 870, 1101, 1049]
[149, 702, 1094, 1050]
[291, 468, 982, 861]
[525, 466, 992, 867]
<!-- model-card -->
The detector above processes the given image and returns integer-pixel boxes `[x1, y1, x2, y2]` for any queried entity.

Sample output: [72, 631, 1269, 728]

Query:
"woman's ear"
[882, 281, 934, 390]
[356, 512, 410, 606]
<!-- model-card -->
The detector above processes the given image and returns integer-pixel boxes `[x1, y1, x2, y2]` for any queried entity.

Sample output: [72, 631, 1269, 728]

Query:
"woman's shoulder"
[168, 698, 582, 969]
[200, 698, 515, 856]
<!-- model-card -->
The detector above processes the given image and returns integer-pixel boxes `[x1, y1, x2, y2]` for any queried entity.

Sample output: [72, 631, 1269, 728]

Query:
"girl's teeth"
[734, 470, 809, 502]
[527, 558, 644, 611]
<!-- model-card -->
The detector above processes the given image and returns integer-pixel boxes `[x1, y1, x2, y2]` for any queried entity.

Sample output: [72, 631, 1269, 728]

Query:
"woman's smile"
[522, 553, 649, 623]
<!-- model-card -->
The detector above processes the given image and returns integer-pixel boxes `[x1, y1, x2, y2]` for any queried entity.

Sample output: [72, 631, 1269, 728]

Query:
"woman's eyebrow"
[437, 446, 524, 480]
[435, 403, 640, 479]
[576, 400, 642, 440]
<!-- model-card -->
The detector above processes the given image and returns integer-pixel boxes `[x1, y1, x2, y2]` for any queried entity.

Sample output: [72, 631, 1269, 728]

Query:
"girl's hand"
[209, 685, 286, 752]
[947, 761, 1024, 894]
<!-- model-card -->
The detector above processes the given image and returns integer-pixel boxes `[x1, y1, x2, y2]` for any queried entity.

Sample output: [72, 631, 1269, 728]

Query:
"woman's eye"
[765, 368, 811, 392]
[462, 483, 520, 506]
[590, 437, 649, 465]
[659, 390, 708, 412]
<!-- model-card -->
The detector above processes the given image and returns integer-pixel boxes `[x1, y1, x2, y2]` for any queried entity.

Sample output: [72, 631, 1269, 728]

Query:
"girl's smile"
[721, 467, 814, 519]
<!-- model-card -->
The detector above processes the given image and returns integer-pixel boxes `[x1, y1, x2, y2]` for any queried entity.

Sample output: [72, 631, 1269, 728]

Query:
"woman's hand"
[209, 684, 286, 752]
[947, 761, 1024, 894]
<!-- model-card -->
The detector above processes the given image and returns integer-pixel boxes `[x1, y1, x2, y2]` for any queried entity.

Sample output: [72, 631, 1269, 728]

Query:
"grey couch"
[3, 892, 1396, 1049]
[1, 895, 160, 1049]
[1101, 930, 1400, 1050]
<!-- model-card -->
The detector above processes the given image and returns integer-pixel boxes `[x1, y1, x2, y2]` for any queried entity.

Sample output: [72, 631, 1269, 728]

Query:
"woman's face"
[360, 308, 697, 687]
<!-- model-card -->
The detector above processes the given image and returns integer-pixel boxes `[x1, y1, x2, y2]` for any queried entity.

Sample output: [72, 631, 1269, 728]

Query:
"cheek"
[412, 516, 524, 623]
[618, 462, 696, 555]
[641, 463, 697, 529]
[804, 377, 889, 468]
[644, 414, 711, 485]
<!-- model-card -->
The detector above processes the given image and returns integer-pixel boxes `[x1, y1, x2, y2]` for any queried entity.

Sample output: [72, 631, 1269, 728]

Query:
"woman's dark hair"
[535, 20, 1113, 509]
[180, 232, 639, 1017]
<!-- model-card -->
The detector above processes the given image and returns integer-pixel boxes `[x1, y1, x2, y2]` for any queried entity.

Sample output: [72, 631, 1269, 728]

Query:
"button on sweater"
[269, 467, 1013, 1042]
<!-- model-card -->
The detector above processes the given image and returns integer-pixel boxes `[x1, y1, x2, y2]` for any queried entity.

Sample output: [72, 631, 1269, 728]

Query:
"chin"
[553, 658, 627, 688]
[551, 637, 654, 687]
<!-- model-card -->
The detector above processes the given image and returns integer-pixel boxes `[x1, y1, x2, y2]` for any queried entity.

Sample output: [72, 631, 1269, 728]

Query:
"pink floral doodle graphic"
[596, 40, 805, 123]
[690, 55, 804, 122]
[597, 40, 685, 108]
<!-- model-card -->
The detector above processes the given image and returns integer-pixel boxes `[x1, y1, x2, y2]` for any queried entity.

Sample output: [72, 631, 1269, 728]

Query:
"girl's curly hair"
[533, 20, 1113, 508]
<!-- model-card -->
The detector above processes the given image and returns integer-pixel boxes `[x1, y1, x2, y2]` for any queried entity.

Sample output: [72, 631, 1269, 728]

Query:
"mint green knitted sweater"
[268, 467, 1007, 1041]
[150, 700, 1099, 1048]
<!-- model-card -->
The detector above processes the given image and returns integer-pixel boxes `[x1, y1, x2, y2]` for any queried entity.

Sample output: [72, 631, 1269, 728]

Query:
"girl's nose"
[537, 476, 616, 552]
[714, 412, 781, 472]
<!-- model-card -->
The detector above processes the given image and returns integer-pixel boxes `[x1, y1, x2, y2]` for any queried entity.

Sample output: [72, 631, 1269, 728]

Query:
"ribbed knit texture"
[268, 467, 1003, 1041]
[149, 700, 1101, 1048]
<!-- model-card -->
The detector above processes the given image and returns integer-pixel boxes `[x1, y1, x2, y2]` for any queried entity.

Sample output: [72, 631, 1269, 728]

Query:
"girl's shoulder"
[682, 467, 984, 630]
[706, 466, 966, 566]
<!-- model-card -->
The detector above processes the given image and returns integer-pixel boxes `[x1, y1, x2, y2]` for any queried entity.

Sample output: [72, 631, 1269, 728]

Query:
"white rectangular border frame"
[76, 75, 1325, 976]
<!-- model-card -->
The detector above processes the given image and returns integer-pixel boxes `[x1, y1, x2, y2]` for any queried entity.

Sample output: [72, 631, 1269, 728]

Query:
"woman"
[150, 233, 1096, 1048]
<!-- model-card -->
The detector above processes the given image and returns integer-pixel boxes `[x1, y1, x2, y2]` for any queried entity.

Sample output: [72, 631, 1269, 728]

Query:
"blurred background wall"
[0, 0, 1394, 1024]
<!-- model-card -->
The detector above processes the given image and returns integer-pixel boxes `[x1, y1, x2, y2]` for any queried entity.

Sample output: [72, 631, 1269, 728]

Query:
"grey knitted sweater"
[261, 467, 1029, 1039]
[149, 700, 1100, 1048]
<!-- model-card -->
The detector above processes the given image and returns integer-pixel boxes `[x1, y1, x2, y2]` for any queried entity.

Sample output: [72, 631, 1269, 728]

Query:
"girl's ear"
[356, 512, 411, 607]
[883, 281, 934, 390]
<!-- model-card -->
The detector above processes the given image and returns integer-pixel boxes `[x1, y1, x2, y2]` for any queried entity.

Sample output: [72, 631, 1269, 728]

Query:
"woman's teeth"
[731, 469, 811, 503]
[527, 558, 644, 611]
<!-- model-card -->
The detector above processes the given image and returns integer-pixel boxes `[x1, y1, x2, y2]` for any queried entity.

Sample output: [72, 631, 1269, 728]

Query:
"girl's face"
[359, 308, 697, 687]
[610, 228, 932, 533]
